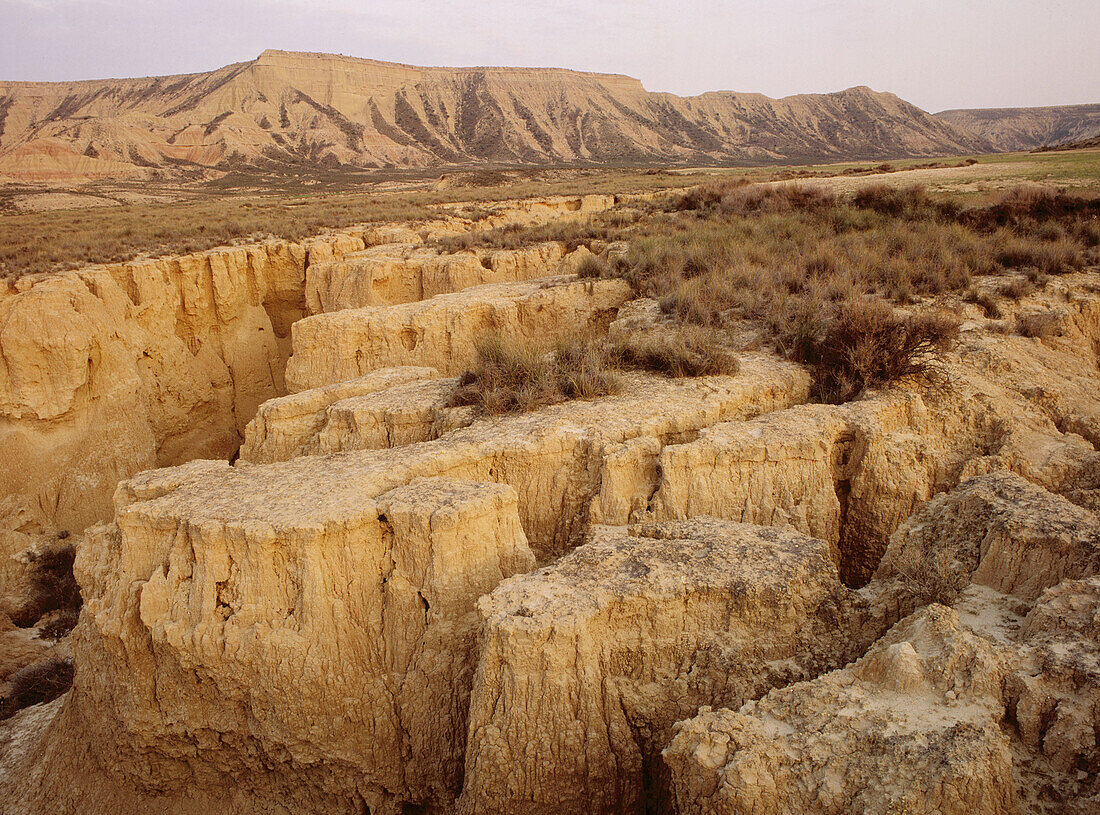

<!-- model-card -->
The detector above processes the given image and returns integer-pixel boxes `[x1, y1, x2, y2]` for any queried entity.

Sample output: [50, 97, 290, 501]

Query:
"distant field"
[2, 150, 1098, 278]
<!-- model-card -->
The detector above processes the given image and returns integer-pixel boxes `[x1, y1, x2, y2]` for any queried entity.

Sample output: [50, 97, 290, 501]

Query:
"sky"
[1, 0, 1097, 113]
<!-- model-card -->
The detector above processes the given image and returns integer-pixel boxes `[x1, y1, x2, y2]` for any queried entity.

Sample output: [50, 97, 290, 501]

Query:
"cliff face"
[936, 103, 1100, 151]
[0, 50, 990, 179]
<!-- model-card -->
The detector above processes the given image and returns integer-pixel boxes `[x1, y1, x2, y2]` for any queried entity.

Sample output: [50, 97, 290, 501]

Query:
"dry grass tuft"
[575, 254, 610, 279]
[605, 325, 739, 377]
[963, 287, 1003, 319]
[1015, 309, 1064, 339]
[449, 333, 619, 415]
[10, 543, 81, 633]
[0, 657, 74, 719]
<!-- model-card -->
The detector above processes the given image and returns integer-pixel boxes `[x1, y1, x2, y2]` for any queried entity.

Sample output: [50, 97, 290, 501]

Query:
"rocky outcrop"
[6, 475, 534, 813]
[1007, 577, 1100, 813]
[459, 519, 854, 815]
[208, 360, 809, 561]
[870, 471, 1100, 622]
[0, 233, 373, 586]
[239, 366, 441, 464]
[284, 277, 633, 389]
[306, 242, 575, 313]
[665, 605, 1018, 815]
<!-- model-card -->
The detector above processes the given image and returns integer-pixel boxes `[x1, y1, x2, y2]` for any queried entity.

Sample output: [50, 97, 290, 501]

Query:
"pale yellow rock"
[0, 231, 368, 581]
[239, 366, 439, 464]
[285, 277, 633, 390]
[242, 359, 809, 558]
[1006, 577, 1100, 813]
[305, 242, 569, 313]
[311, 378, 472, 456]
[871, 470, 1100, 609]
[5, 476, 534, 814]
[665, 605, 1019, 815]
[459, 518, 854, 815]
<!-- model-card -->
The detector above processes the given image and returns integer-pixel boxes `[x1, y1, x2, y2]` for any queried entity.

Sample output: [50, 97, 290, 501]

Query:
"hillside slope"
[937, 103, 1100, 152]
[0, 50, 991, 180]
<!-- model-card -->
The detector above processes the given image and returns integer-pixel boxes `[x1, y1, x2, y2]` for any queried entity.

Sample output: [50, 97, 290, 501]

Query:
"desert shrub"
[38, 608, 80, 641]
[11, 543, 81, 629]
[674, 176, 752, 211]
[997, 238, 1084, 275]
[891, 548, 970, 607]
[1015, 309, 1064, 339]
[719, 183, 836, 216]
[778, 298, 960, 403]
[605, 325, 739, 377]
[434, 216, 627, 254]
[853, 184, 935, 218]
[974, 186, 1100, 226]
[575, 254, 609, 279]
[449, 334, 619, 415]
[0, 657, 74, 719]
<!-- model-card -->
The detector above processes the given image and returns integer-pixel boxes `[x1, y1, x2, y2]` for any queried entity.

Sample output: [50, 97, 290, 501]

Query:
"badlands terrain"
[0, 150, 1098, 815]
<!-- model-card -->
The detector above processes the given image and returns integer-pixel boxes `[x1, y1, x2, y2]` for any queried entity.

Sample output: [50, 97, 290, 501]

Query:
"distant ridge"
[0, 49, 991, 180]
[936, 103, 1100, 152]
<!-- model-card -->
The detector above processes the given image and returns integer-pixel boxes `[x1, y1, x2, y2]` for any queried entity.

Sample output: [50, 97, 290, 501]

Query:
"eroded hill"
[0, 49, 991, 180]
[937, 103, 1100, 151]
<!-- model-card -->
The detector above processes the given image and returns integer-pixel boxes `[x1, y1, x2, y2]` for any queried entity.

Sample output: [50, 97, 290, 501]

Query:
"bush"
[11, 542, 81, 629]
[450, 334, 619, 415]
[0, 657, 74, 719]
[963, 287, 1003, 319]
[851, 184, 959, 220]
[780, 299, 960, 403]
[575, 254, 609, 279]
[1016, 310, 1063, 339]
[605, 325, 739, 377]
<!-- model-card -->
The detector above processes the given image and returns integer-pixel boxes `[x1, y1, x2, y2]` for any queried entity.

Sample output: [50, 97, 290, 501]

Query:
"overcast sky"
[2, 0, 1097, 113]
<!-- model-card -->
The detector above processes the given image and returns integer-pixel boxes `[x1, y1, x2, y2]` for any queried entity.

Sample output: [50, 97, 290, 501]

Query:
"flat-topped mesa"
[46, 475, 534, 813]
[284, 277, 633, 390]
[665, 605, 1017, 815]
[305, 241, 578, 313]
[458, 518, 855, 815]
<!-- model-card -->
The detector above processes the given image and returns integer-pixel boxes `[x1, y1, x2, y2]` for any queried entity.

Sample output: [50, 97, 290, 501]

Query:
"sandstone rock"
[0, 232, 367, 580]
[305, 242, 568, 313]
[1006, 577, 1100, 813]
[240, 366, 439, 464]
[284, 277, 633, 390]
[242, 358, 809, 558]
[665, 605, 1018, 815]
[872, 471, 1100, 615]
[310, 378, 472, 456]
[32, 475, 533, 813]
[459, 519, 853, 815]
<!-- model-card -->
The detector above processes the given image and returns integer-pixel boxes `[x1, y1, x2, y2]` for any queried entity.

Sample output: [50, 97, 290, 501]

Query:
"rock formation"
[459, 519, 854, 815]
[936, 102, 1100, 151]
[0, 50, 991, 182]
[0, 194, 614, 591]
[283, 277, 634, 389]
[2, 189, 1100, 815]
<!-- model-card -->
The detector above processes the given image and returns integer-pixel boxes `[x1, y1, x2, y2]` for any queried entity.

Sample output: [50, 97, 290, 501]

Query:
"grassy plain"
[4, 149, 1096, 278]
